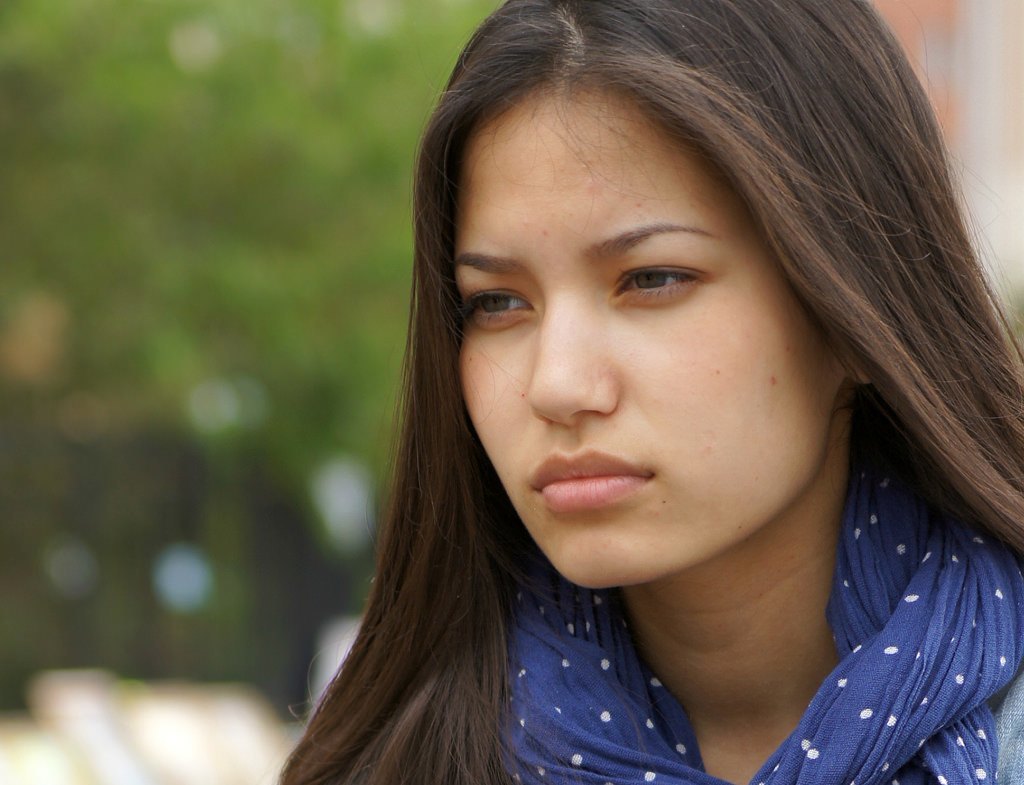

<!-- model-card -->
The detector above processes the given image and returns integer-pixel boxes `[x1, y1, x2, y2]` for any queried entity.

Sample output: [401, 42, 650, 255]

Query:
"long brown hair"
[281, 2, 1024, 783]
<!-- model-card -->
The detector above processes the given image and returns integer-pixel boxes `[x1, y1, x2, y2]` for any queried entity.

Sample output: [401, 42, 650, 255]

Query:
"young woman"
[282, 1, 1024, 783]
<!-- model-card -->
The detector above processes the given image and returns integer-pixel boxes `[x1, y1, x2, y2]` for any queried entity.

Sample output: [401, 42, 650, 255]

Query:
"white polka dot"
[896, 544, 907, 555]
[838, 678, 848, 687]
[996, 589, 1005, 600]
[518, 669, 526, 678]
[566, 623, 574, 634]
[600, 658, 610, 670]
[952, 555, 959, 563]
[974, 536, 985, 544]
[870, 514, 878, 524]
[853, 645, 863, 654]
[646, 718, 654, 729]
[922, 551, 931, 563]
[887, 715, 897, 727]
[586, 622, 591, 632]
[905, 594, 920, 602]
[650, 677, 662, 687]
[519, 718, 525, 727]
[562, 659, 570, 668]
[807, 749, 820, 760]
[957, 737, 965, 747]
[538, 606, 545, 615]
[801, 739, 811, 751]
[844, 580, 850, 588]
[571, 753, 582, 767]
[645, 773, 656, 783]
[882, 762, 890, 771]
[922, 697, 929, 705]
[675, 743, 686, 754]
[938, 777, 947, 785]
[594, 595, 603, 605]
[977, 729, 988, 740]
[860, 709, 874, 719]
[555, 707, 562, 714]
[538, 767, 545, 777]
[600, 710, 611, 722]
[955, 674, 965, 685]
[855, 528, 861, 539]
[884, 646, 899, 655]
[1001, 656, 1008, 667]
[977, 769, 987, 780]
[881, 477, 890, 487]
[517, 592, 522, 601]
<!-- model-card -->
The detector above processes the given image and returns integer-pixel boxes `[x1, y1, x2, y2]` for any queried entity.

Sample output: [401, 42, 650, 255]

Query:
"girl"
[283, 2, 1024, 783]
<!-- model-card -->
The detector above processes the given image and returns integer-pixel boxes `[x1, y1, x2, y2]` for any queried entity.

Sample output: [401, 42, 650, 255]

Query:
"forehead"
[455, 90, 751, 247]
[460, 91, 678, 195]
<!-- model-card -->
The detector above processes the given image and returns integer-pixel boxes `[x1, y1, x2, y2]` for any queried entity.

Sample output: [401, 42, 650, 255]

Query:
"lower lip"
[539, 475, 649, 514]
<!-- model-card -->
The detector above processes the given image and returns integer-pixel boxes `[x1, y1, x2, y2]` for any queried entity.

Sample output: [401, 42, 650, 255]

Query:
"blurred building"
[876, 0, 1024, 289]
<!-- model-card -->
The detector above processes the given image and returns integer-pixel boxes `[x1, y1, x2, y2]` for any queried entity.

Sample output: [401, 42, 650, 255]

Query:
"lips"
[530, 452, 653, 513]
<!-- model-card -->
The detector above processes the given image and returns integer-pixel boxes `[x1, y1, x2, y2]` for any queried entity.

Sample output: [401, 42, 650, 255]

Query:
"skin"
[455, 92, 853, 784]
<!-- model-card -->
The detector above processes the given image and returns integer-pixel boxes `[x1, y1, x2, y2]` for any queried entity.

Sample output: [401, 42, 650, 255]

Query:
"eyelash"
[617, 268, 696, 296]
[458, 292, 526, 320]
[459, 268, 696, 325]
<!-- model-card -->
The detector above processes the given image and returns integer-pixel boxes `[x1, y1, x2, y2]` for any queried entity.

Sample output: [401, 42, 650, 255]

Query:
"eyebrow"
[453, 222, 713, 272]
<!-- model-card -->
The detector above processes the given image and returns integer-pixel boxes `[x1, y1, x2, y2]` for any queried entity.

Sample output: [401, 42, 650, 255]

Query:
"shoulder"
[993, 663, 1024, 782]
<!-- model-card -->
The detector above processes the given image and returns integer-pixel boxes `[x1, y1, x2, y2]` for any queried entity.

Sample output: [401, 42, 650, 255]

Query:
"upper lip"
[530, 451, 653, 491]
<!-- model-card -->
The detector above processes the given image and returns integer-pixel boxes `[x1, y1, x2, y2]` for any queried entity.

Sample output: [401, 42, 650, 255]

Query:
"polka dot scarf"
[506, 469, 1024, 785]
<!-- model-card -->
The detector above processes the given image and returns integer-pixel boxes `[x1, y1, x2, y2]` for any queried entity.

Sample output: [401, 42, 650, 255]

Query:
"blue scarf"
[507, 469, 1024, 784]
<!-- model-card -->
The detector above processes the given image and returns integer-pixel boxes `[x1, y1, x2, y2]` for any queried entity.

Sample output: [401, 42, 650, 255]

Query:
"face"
[455, 92, 851, 590]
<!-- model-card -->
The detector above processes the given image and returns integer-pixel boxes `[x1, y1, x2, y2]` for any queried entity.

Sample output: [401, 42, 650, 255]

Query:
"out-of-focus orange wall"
[874, 0, 961, 143]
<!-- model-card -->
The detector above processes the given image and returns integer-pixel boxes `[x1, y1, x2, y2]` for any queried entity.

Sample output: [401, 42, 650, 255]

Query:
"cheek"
[459, 344, 520, 449]
[633, 317, 759, 415]
[459, 346, 491, 418]
[633, 305, 837, 457]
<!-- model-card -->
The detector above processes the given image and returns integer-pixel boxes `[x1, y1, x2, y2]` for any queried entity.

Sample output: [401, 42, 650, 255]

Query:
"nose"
[526, 302, 620, 425]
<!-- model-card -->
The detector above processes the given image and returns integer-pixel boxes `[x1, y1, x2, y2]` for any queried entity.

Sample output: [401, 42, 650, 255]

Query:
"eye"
[619, 268, 697, 296]
[460, 291, 529, 326]
[476, 293, 522, 313]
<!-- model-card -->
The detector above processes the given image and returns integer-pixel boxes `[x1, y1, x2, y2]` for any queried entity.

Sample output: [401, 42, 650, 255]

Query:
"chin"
[545, 550, 668, 591]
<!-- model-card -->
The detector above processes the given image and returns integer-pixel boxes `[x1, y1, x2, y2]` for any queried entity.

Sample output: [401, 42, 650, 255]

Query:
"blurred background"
[0, 0, 1021, 783]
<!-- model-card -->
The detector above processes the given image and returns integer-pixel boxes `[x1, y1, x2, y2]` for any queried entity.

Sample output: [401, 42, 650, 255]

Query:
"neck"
[621, 461, 847, 783]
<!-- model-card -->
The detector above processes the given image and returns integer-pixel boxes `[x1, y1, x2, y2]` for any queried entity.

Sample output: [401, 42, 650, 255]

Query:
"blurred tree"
[1, 0, 496, 472]
[0, 0, 497, 712]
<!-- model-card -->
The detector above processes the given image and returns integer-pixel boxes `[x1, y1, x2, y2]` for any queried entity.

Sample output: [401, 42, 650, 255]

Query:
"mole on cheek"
[770, 375, 778, 386]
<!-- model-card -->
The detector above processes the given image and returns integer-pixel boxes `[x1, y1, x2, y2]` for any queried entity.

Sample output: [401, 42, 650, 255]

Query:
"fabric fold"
[507, 468, 1024, 785]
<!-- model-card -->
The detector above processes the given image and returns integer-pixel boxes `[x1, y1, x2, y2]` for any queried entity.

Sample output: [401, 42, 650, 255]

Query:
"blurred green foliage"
[0, 0, 497, 711]
[0, 0, 496, 503]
